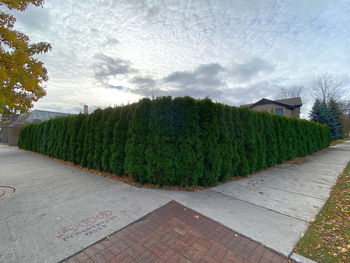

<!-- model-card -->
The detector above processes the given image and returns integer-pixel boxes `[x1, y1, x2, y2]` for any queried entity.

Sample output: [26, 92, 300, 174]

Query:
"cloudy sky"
[9, 0, 350, 117]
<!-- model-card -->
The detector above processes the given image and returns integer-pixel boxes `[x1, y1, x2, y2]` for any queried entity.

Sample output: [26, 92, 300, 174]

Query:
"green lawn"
[294, 161, 350, 263]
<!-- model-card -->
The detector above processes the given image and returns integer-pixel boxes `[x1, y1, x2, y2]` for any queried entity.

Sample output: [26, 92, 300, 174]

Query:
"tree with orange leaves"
[0, 0, 51, 114]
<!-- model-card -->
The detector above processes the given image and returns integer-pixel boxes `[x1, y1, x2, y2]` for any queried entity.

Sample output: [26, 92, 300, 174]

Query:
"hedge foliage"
[18, 97, 331, 186]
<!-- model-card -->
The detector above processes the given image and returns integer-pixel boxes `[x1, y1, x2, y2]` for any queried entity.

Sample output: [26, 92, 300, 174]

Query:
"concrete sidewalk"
[0, 142, 349, 262]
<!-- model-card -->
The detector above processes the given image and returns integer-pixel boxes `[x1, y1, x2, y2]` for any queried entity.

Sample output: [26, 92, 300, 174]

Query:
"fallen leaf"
[194, 215, 200, 219]
[340, 247, 347, 253]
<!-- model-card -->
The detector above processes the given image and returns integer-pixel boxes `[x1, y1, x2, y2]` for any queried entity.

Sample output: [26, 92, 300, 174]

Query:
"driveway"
[0, 142, 349, 262]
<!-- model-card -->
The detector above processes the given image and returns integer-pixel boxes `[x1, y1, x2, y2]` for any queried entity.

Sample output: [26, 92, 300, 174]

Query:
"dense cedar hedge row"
[18, 97, 331, 186]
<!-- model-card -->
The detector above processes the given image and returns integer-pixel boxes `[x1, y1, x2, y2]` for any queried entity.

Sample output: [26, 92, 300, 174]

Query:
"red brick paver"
[62, 201, 294, 263]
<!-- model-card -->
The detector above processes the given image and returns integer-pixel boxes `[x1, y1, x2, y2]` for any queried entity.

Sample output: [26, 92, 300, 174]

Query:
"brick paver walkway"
[62, 201, 293, 263]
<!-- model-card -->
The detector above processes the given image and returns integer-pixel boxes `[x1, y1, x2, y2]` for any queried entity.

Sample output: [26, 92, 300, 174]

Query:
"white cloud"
[5, 0, 349, 117]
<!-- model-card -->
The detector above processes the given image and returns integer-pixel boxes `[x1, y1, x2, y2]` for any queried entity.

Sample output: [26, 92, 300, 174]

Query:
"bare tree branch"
[312, 73, 344, 103]
[275, 85, 307, 103]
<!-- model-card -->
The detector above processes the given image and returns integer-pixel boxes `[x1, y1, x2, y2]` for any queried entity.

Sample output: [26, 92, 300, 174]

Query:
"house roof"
[275, 97, 302, 107]
[241, 97, 302, 110]
[9, 110, 70, 127]
[0, 114, 19, 127]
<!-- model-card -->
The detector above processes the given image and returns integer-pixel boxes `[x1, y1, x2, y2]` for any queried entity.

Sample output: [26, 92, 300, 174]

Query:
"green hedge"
[18, 97, 331, 186]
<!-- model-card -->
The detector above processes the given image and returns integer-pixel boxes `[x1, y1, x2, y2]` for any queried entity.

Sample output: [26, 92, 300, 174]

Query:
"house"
[0, 114, 19, 143]
[240, 97, 302, 118]
[2, 110, 69, 146]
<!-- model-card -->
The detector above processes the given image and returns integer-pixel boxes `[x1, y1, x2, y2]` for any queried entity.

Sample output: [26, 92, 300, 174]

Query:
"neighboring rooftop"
[9, 110, 70, 127]
[241, 97, 302, 110]
[275, 97, 302, 107]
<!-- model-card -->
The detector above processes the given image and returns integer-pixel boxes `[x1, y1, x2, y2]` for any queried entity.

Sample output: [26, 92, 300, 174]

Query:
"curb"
[290, 253, 318, 263]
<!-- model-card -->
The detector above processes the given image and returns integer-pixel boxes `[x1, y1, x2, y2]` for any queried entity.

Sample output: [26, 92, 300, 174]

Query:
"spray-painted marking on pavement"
[57, 211, 117, 241]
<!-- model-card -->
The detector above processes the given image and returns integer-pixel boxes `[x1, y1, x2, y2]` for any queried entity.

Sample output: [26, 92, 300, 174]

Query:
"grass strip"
[294, 160, 350, 263]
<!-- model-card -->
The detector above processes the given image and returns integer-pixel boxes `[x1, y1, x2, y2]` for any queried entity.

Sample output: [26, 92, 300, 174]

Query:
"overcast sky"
[9, 0, 350, 117]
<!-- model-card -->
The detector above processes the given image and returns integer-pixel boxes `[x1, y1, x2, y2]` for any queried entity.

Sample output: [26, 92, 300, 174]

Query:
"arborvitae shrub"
[61, 117, 70, 161]
[124, 98, 151, 183]
[225, 106, 239, 177]
[102, 108, 121, 172]
[217, 104, 234, 181]
[75, 115, 87, 165]
[80, 115, 91, 167]
[110, 105, 133, 176]
[291, 119, 302, 157]
[145, 97, 176, 185]
[172, 97, 203, 186]
[231, 107, 249, 176]
[261, 112, 277, 167]
[240, 108, 257, 174]
[47, 119, 55, 157]
[86, 109, 103, 169]
[273, 115, 285, 163]
[198, 98, 221, 186]
[19, 97, 331, 187]
[34, 123, 42, 153]
[41, 121, 50, 155]
[255, 112, 267, 170]
[284, 118, 295, 160]
[68, 114, 83, 163]
[94, 108, 113, 171]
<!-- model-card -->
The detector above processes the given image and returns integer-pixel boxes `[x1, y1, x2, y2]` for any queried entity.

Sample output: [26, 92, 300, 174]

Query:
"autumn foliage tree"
[0, 0, 51, 114]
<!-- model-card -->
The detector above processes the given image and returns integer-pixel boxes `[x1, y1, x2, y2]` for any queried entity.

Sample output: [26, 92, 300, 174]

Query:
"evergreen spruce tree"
[310, 99, 322, 122]
[310, 99, 339, 141]
[328, 99, 344, 140]
[319, 101, 337, 141]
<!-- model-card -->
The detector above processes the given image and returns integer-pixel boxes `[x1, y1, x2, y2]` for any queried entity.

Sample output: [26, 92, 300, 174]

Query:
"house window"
[275, 108, 283, 115]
